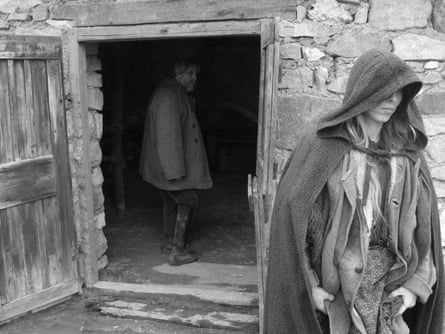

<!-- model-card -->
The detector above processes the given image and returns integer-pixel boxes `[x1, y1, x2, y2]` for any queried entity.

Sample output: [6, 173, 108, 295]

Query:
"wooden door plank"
[52, 0, 296, 27]
[0, 279, 79, 323]
[22, 202, 45, 294]
[22, 60, 37, 159]
[0, 60, 15, 164]
[5, 206, 28, 299]
[42, 197, 63, 286]
[31, 60, 51, 156]
[0, 155, 56, 210]
[0, 35, 61, 59]
[8, 60, 29, 160]
[0, 209, 15, 302]
[35, 199, 50, 289]
[47, 59, 77, 281]
[0, 213, 9, 304]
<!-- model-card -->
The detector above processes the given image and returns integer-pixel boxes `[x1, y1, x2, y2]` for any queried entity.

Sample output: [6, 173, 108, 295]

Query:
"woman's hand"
[388, 287, 417, 315]
[311, 286, 335, 314]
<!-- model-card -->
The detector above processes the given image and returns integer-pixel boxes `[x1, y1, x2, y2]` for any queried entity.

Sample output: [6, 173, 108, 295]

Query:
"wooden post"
[111, 46, 125, 213]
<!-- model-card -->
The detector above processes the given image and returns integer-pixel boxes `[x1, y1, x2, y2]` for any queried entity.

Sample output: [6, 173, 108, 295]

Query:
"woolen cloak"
[139, 78, 212, 191]
[264, 49, 444, 334]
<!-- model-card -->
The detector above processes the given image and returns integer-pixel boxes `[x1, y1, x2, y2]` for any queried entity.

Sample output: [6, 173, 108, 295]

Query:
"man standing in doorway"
[139, 55, 213, 266]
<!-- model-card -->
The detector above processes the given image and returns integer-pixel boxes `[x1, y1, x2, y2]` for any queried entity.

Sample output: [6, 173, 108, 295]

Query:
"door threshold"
[91, 280, 258, 307]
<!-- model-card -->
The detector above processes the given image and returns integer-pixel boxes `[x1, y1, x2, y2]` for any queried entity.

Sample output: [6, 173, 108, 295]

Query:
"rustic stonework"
[423, 117, 445, 136]
[302, 46, 325, 61]
[276, 94, 341, 149]
[417, 91, 445, 115]
[326, 25, 391, 57]
[280, 42, 302, 59]
[279, 20, 342, 43]
[368, 0, 432, 31]
[279, 67, 314, 90]
[393, 34, 445, 61]
[354, 3, 369, 24]
[432, 0, 445, 33]
[426, 135, 445, 164]
[0, 0, 41, 13]
[308, 0, 353, 23]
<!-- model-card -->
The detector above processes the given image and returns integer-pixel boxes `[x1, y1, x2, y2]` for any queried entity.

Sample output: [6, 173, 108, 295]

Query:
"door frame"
[63, 19, 279, 305]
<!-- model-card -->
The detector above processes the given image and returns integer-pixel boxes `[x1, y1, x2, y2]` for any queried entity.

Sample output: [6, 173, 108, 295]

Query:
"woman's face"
[364, 90, 403, 125]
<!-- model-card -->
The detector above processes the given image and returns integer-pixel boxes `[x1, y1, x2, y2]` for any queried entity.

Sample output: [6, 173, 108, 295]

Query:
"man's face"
[175, 65, 198, 92]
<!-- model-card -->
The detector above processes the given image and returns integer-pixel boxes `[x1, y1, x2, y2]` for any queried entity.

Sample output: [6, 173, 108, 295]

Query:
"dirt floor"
[99, 162, 257, 289]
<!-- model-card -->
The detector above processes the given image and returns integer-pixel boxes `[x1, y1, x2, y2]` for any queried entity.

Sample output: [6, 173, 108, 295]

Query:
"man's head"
[173, 55, 200, 92]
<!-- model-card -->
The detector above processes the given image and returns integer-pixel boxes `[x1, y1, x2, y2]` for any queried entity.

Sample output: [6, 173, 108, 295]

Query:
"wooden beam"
[0, 35, 61, 59]
[0, 156, 55, 210]
[76, 20, 260, 42]
[0, 280, 79, 323]
[93, 281, 258, 307]
[51, 0, 296, 27]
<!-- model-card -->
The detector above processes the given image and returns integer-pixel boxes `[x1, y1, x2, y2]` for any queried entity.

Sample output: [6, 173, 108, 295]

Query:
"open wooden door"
[248, 19, 279, 334]
[0, 35, 80, 322]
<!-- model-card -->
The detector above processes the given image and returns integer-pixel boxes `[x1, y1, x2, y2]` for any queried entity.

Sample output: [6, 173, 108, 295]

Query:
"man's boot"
[168, 205, 198, 266]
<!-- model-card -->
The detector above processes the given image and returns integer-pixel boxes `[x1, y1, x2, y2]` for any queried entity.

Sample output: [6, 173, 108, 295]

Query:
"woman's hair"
[345, 106, 417, 224]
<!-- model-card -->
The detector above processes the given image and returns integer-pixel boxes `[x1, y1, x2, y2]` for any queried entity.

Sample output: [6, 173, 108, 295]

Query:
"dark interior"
[98, 36, 260, 285]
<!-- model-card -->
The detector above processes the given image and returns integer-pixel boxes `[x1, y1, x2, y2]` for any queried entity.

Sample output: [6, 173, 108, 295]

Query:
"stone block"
[431, 165, 445, 181]
[94, 185, 105, 214]
[327, 26, 391, 58]
[419, 71, 442, 85]
[393, 34, 445, 61]
[94, 112, 103, 139]
[96, 228, 108, 258]
[432, 0, 445, 33]
[424, 61, 440, 70]
[302, 47, 325, 62]
[354, 3, 369, 24]
[279, 67, 314, 90]
[97, 254, 108, 270]
[280, 43, 302, 60]
[31, 5, 48, 22]
[276, 94, 341, 149]
[87, 72, 103, 88]
[308, 0, 353, 23]
[279, 20, 342, 43]
[433, 180, 445, 198]
[406, 61, 425, 73]
[327, 74, 349, 94]
[95, 212, 106, 229]
[0, 0, 40, 14]
[426, 135, 445, 163]
[90, 140, 102, 167]
[423, 116, 445, 136]
[87, 55, 102, 72]
[417, 91, 445, 115]
[7, 12, 31, 22]
[88, 87, 104, 111]
[369, 0, 431, 30]
[314, 66, 329, 91]
[296, 5, 307, 22]
[92, 167, 104, 187]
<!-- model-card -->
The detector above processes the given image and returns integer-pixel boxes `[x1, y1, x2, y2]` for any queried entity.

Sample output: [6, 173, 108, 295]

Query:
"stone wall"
[0, 0, 443, 282]
[276, 0, 445, 246]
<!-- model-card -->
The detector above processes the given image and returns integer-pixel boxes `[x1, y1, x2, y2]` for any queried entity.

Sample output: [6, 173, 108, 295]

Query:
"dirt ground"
[99, 162, 257, 287]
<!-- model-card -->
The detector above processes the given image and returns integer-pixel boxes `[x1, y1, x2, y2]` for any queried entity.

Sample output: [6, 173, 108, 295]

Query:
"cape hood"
[317, 49, 427, 152]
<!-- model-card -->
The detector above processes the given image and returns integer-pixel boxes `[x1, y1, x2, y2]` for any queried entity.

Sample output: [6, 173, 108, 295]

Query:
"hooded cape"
[264, 49, 444, 334]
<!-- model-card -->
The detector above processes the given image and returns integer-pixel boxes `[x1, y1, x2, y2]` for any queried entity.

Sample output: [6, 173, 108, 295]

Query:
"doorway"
[98, 37, 260, 290]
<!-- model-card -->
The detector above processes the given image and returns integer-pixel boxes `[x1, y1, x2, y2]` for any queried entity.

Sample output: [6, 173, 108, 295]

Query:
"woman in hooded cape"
[264, 49, 444, 334]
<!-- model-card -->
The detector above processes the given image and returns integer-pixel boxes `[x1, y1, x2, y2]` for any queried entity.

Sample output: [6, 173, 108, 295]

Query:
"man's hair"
[173, 54, 200, 76]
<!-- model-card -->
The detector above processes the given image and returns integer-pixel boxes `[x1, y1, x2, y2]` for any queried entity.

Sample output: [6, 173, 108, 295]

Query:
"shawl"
[264, 49, 444, 334]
